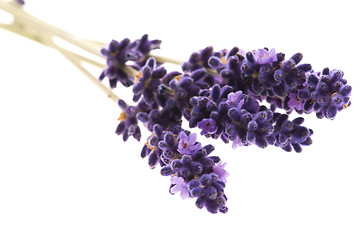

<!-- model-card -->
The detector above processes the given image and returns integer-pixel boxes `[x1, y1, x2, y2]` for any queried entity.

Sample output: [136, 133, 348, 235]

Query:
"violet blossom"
[213, 162, 230, 183]
[253, 48, 277, 64]
[170, 176, 189, 200]
[226, 90, 245, 108]
[177, 131, 201, 155]
[197, 118, 218, 135]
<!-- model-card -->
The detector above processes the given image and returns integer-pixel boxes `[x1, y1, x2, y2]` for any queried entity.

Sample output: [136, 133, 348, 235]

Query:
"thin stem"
[55, 45, 120, 104]
[0, 1, 123, 103]
[0, 1, 186, 105]
[151, 53, 184, 66]
[0, 1, 101, 57]
[1, 1, 187, 67]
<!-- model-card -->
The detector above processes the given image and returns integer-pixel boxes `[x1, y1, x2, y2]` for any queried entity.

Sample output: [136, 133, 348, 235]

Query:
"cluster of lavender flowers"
[100, 35, 352, 213]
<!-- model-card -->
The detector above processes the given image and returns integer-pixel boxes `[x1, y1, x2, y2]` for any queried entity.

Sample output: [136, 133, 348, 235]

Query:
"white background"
[1, 0, 360, 239]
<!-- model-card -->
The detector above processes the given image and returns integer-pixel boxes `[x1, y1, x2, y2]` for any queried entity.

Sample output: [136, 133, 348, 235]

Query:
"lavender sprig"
[105, 36, 351, 212]
[143, 126, 229, 214]
[0, 2, 352, 214]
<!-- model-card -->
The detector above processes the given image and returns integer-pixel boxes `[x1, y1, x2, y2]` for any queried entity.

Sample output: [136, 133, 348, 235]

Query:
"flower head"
[197, 118, 218, 135]
[99, 35, 161, 88]
[253, 48, 277, 64]
[170, 176, 189, 199]
[177, 131, 201, 155]
[226, 90, 245, 108]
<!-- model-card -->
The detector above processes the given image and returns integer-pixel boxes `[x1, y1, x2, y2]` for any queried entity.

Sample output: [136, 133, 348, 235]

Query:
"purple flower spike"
[178, 131, 201, 155]
[253, 48, 277, 64]
[213, 162, 229, 183]
[170, 176, 189, 199]
[197, 118, 218, 135]
[226, 90, 245, 108]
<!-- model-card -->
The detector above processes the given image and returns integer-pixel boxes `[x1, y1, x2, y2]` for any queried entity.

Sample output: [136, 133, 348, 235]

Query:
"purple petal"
[180, 189, 189, 200]
[170, 185, 181, 194]
[188, 133, 197, 145]
[200, 129, 208, 135]
[178, 131, 187, 141]
[213, 162, 230, 183]
[192, 143, 202, 151]
[237, 98, 245, 108]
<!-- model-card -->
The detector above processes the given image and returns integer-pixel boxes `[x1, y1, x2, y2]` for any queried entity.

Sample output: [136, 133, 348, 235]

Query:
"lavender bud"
[118, 99, 127, 109]
[211, 84, 221, 102]
[136, 112, 148, 123]
[171, 159, 182, 170]
[208, 56, 222, 69]
[331, 94, 344, 108]
[164, 132, 176, 146]
[292, 117, 305, 125]
[282, 59, 296, 72]
[180, 167, 191, 178]
[141, 144, 149, 158]
[190, 187, 203, 198]
[204, 186, 218, 200]
[188, 179, 200, 191]
[247, 120, 258, 131]
[246, 52, 255, 63]
[204, 144, 215, 155]
[196, 196, 206, 209]
[340, 85, 352, 97]
[326, 105, 337, 119]
[292, 126, 310, 143]
[200, 174, 212, 186]
[179, 76, 193, 88]
[292, 143, 302, 153]
[208, 156, 221, 164]
[220, 85, 233, 99]
[115, 122, 125, 135]
[191, 69, 207, 81]
[290, 52, 303, 64]
[158, 141, 168, 151]
[297, 63, 312, 72]
[161, 166, 174, 176]
[148, 151, 159, 169]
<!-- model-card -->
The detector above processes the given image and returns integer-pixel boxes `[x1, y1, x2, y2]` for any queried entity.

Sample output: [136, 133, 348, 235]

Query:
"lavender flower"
[170, 176, 189, 200]
[99, 35, 161, 88]
[226, 90, 245, 108]
[213, 162, 229, 183]
[132, 57, 166, 104]
[178, 131, 201, 155]
[287, 93, 304, 112]
[115, 100, 141, 142]
[253, 48, 278, 64]
[197, 118, 218, 135]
